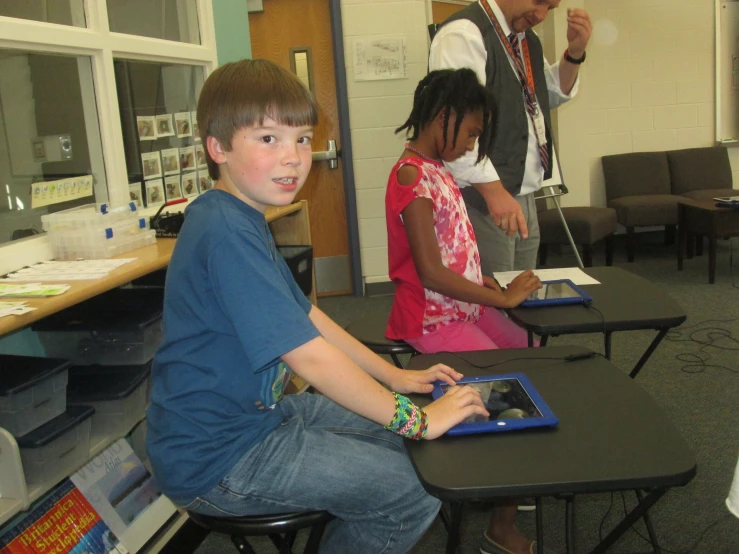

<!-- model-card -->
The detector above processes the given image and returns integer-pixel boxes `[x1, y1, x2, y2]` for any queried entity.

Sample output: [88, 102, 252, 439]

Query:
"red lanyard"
[479, 0, 538, 107]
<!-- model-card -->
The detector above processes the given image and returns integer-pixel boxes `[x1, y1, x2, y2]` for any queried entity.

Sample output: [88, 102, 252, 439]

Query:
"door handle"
[312, 139, 339, 169]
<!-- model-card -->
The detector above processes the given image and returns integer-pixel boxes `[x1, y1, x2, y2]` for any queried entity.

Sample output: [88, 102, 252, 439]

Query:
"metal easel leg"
[552, 196, 584, 269]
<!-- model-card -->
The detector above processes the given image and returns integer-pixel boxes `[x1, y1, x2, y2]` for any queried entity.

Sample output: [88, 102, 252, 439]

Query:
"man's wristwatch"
[564, 49, 586, 65]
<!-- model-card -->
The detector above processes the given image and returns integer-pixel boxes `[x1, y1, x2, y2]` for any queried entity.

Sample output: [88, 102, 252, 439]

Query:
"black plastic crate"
[277, 245, 313, 297]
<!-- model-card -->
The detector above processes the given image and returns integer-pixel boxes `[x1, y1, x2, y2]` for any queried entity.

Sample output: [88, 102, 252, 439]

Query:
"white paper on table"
[492, 267, 601, 288]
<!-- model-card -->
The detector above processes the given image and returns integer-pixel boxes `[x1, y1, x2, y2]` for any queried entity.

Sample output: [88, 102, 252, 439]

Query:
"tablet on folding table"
[431, 373, 558, 436]
[519, 278, 592, 307]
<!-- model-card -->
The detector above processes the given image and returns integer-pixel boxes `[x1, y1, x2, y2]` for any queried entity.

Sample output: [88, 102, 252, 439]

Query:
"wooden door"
[249, 0, 351, 296]
[432, 1, 468, 24]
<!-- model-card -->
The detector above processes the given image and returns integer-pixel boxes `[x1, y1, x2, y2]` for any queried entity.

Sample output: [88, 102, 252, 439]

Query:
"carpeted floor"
[195, 232, 739, 553]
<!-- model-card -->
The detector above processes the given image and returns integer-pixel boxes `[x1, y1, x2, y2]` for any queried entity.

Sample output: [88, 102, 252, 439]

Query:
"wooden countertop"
[0, 202, 305, 336]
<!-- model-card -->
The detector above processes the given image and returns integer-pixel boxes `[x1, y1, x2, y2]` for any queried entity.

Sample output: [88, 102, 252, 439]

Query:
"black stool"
[344, 309, 417, 368]
[188, 510, 333, 554]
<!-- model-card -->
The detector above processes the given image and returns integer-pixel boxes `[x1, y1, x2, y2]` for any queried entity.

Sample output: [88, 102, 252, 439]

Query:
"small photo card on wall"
[164, 175, 183, 200]
[197, 171, 213, 193]
[141, 151, 162, 180]
[161, 148, 180, 175]
[181, 172, 198, 197]
[137, 116, 156, 141]
[175, 112, 192, 138]
[353, 36, 407, 81]
[191, 111, 200, 141]
[128, 182, 143, 207]
[145, 178, 165, 206]
[179, 146, 196, 172]
[195, 144, 207, 169]
[155, 114, 175, 138]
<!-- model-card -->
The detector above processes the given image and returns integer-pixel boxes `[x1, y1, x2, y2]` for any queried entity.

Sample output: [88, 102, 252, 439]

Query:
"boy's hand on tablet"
[424, 385, 490, 440]
[503, 270, 542, 307]
[390, 363, 463, 394]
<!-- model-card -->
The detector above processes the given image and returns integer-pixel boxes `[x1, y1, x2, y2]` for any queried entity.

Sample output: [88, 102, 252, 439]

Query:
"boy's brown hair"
[197, 59, 318, 180]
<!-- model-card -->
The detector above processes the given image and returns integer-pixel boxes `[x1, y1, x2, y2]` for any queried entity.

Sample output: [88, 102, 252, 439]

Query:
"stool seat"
[188, 510, 332, 536]
[344, 309, 416, 367]
[188, 510, 333, 554]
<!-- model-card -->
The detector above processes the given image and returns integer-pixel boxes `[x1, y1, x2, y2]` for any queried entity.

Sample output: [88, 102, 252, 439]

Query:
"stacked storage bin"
[41, 202, 156, 260]
[32, 287, 163, 460]
[0, 355, 94, 487]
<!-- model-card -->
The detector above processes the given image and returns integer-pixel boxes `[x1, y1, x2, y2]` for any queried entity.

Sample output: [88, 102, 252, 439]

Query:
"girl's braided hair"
[395, 68, 495, 163]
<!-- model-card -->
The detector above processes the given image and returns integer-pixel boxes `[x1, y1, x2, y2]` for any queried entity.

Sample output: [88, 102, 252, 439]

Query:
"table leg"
[635, 490, 662, 554]
[629, 328, 669, 378]
[441, 502, 463, 554]
[528, 331, 534, 348]
[708, 234, 717, 284]
[540, 335, 549, 347]
[604, 332, 612, 360]
[535, 497, 544, 553]
[686, 232, 694, 259]
[565, 496, 576, 554]
[588, 489, 666, 554]
[677, 218, 685, 270]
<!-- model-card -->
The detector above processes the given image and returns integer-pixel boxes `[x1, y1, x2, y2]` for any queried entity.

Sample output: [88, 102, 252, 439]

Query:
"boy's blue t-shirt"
[146, 190, 319, 505]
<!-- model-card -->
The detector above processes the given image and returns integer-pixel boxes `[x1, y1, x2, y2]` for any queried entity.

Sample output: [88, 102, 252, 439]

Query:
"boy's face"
[439, 109, 484, 163]
[208, 117, 314, 212]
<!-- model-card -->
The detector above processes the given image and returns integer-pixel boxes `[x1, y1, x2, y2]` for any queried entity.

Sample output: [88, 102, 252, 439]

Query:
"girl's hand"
[482, 275, 502, 292]
[424, 385, 490, 440]
[503, 270, 542, 307]
[390, 363, 463, 394]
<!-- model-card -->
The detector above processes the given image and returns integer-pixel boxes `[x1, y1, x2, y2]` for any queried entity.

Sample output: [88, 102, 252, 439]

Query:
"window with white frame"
[0, 0, 216, 268]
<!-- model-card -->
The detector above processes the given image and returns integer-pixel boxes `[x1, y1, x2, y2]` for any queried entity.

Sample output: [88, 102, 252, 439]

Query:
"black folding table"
[506, 266, 686, 378]
[405, 347, 696, 554]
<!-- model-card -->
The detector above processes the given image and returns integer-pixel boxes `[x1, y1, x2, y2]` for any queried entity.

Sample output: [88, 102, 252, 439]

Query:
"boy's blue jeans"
[182, 393, 441, 553]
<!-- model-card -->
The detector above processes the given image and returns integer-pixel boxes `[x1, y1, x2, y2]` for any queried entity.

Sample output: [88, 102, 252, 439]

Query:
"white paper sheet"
[493, 267, 601, 288]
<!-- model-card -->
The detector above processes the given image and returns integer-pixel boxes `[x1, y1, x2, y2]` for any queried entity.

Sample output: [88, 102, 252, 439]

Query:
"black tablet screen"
[440, 379, 543, 424]
[527, 282, 582, 302]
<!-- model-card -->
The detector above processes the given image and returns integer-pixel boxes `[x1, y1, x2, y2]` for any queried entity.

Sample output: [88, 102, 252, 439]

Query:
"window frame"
[0, 0, 218, 274]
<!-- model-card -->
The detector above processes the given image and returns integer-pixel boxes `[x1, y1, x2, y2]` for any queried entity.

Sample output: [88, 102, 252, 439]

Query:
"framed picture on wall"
[155, 114, 175, 138]
[179, 146, 195, 172]
[182, 172, 198, 197]
[161, 148, 180, 175]
[141, 151, 162, 180]
[197, 171, 212, 193]
[191, 111, 200, 141]
[175, 112, 192, 138]
[195, 144, 207, 169]
[137, 116, 156, 141]
[128, 182, 143, 207]
[145, 178, 165, 206]
[164, 175, 183, 200]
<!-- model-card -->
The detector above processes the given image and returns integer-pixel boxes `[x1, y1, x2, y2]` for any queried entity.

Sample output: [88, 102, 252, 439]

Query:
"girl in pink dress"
[386, 68, 540, 354]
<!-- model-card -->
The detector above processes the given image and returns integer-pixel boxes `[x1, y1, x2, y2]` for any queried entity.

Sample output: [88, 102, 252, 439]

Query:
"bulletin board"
[716, 0, 739, 143]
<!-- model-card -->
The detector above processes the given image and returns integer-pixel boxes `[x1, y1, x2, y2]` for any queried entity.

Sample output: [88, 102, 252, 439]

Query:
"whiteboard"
[716, 0, 739, 143]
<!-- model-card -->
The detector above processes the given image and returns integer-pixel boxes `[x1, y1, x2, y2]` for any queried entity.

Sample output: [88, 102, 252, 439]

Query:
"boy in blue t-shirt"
[146, 59, 488, 553]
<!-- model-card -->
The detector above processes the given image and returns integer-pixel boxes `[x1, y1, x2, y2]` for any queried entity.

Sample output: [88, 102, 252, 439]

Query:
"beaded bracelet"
[384, 392, 429, 440]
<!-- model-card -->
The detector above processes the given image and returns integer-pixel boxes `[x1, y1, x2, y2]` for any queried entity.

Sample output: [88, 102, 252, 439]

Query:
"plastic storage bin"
[16, 405, 94, 487]
[66, 362, 150, 443]
[0, 355, 71, 438]
[41, 202, 156, 260]
[34, 288, 164, 366]
[277, 245, 313, 297]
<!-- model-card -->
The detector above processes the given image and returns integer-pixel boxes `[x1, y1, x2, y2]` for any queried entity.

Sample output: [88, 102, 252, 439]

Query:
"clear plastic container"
[66, 362, 151, 443]
[0, 355, 71, 438]
[34, 289, 164, 366]
[41, 202, 156, 260]
[17, 405, 94, 487]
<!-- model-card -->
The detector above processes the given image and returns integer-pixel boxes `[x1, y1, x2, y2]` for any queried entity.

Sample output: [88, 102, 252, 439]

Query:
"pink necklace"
[405, 142, 441, 163]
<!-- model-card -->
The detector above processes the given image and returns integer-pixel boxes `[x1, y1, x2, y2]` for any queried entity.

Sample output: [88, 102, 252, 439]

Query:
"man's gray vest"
[440, 2, 553, 213]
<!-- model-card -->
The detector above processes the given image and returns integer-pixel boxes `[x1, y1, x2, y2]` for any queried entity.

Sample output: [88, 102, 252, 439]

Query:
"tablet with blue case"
[519, 278, 592, 307]
[431, 373, 558, 436]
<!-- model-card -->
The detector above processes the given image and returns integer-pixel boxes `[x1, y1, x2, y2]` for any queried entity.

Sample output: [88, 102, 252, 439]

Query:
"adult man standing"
[430, 0, 592, 273]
